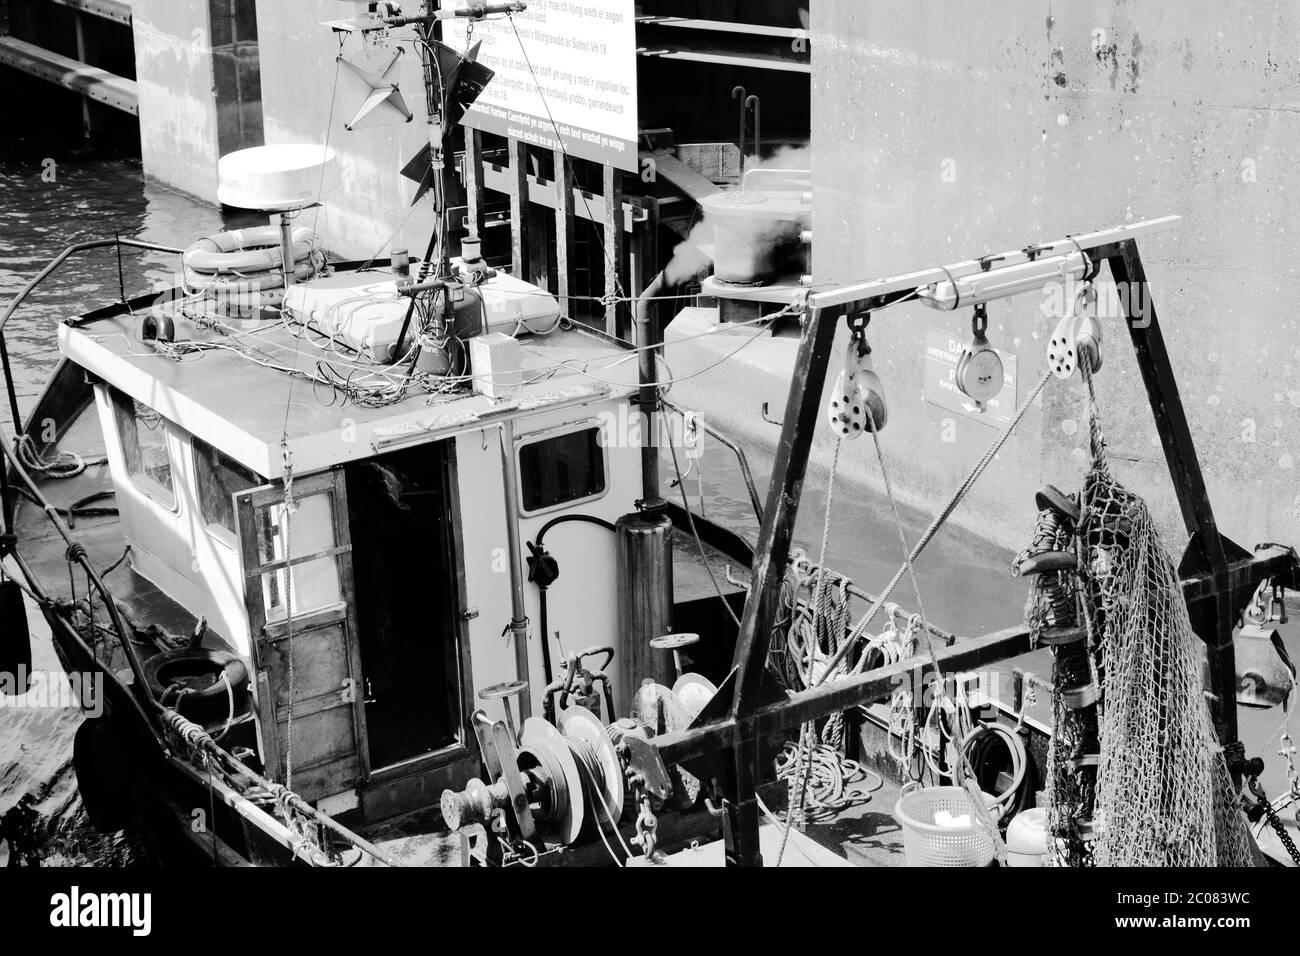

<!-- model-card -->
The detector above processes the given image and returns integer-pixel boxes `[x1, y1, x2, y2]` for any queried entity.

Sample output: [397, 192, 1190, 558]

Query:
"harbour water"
[0, 131, 229, 865]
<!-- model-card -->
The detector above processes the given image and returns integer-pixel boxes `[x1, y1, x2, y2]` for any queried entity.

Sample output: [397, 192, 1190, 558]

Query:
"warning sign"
[922, 327, 1018, 427]
[460, 0, 639, 171]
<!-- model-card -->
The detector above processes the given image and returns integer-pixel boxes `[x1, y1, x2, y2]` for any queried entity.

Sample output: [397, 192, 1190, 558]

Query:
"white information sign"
[460, 0, 639, 171]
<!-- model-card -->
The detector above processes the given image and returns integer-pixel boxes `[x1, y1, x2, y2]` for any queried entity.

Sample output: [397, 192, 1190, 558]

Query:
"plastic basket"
[893, 784, 995, 867]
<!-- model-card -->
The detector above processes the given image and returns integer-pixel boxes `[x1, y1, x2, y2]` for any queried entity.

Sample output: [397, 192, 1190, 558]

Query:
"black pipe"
[531, 514, 616, 685]
[635, 271, 668, 506]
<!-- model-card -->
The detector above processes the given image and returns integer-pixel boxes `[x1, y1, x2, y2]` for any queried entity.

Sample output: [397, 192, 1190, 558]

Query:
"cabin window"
[255, 493, 342, 621]
[193, 437, 261, 538]
[517, 423, 606, 514]
[110, 388, 176, 509]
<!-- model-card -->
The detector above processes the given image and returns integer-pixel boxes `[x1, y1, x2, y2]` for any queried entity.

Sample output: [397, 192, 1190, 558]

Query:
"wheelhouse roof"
[59, 300, 636, 477]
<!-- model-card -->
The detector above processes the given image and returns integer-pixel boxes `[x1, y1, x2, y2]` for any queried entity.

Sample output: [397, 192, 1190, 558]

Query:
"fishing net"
[1074, 367, 1253, 866]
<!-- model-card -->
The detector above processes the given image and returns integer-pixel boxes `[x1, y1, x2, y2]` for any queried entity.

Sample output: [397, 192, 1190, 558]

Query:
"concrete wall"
[132, 0, 223, 201]
[810, 0, 1300, 553]
[255, 2, 437, 259]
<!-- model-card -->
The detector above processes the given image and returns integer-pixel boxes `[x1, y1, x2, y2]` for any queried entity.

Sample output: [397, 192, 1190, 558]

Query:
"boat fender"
[73, 717, 132, 832]
[135, 312, 175, 344]
[183, 225, 317, 275]
[143, 648, 251, 725]
[0, 579, 32, 695]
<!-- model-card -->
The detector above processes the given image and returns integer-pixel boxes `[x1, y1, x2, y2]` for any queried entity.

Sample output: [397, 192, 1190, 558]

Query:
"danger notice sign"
[922, 327, 1018, 427]
[460, 0, 639, 171]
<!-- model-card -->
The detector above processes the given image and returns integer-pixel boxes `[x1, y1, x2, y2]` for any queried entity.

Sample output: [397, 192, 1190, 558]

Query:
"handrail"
[0, 237, 184, 434]
[0, 236, 184, 333]
[660, 396, 764, 521]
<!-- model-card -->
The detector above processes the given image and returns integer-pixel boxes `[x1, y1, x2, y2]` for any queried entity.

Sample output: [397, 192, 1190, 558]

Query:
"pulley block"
[828, 331, 887, 437]
[955, 304, 1004, 411]
[1235, 622, 1296, 709]
[1048, 282, 1102, 380]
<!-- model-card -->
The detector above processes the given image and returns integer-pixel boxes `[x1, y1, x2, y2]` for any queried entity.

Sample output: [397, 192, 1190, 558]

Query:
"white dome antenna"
[217, 144, 341, 288]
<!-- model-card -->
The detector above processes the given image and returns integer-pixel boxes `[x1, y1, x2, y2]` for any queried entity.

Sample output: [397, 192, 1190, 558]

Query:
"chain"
[631, 791, 658, 859]
[1262, 798, 1300, 865]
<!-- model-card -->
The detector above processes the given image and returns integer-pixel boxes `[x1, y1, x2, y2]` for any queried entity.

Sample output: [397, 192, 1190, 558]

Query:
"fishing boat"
[3, 4, 1299, 869]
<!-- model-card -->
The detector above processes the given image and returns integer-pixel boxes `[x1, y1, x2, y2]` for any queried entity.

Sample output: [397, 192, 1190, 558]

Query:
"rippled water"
[0, 133, 230, 865]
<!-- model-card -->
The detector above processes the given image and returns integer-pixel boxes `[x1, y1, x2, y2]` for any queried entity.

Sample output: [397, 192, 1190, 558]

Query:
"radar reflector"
[338, 48, 413, 130]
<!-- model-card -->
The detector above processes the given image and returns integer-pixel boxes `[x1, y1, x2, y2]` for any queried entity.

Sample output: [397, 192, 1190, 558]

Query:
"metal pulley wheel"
[560, 707, 625, 828]
[519, 716, 584, 844]
[828, 329, 887, 437]
[955, 305, 1004, 410]
[632, 681, 703, 806]
[672, 672, 718, 721]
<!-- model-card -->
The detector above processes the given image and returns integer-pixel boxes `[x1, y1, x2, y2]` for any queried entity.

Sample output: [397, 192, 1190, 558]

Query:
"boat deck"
[58, 296, 639, 477]
[357, 772, 911, 867]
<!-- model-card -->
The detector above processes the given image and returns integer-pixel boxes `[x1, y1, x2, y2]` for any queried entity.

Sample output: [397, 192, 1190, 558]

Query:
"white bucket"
[1005, 807, 1048, 867]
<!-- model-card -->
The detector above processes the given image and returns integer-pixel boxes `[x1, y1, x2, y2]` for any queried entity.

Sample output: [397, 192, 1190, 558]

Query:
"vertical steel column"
[553, 148, 574, 301]
[509, 140, 530, 279]
[465, 128, 486, 239]
[724, 300, 842, 865]
[498, 418, 533, 720]
[1108, 240, 1237, 747]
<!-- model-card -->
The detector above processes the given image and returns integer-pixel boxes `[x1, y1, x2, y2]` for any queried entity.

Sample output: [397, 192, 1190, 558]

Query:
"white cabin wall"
[455, 397, 643, 722]
[92, 385, 252, 658]
[168, 434, 253, 658]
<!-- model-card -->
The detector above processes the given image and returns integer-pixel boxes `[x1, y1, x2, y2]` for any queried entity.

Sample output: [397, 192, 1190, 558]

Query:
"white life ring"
[183, 259, 314, 294]
[183, 225, 317, 275]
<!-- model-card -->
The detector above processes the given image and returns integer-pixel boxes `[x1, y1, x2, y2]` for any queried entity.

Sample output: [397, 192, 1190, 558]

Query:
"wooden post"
[602, 164, 624, 337]
[509, 139, 529, 277]
[554, 148, 574, 306]
[724, 301, 841, 865]
[465, 129, 485, 239]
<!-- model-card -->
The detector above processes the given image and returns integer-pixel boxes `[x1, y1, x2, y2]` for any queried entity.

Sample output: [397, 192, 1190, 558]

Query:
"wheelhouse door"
[234, 468, 369, 804]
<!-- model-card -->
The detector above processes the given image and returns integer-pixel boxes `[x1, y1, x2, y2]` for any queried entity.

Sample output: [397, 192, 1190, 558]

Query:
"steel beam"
[1109, 240, 1239, 747]
[47, 0, 132, 26]
[0, 36, 137, 115]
